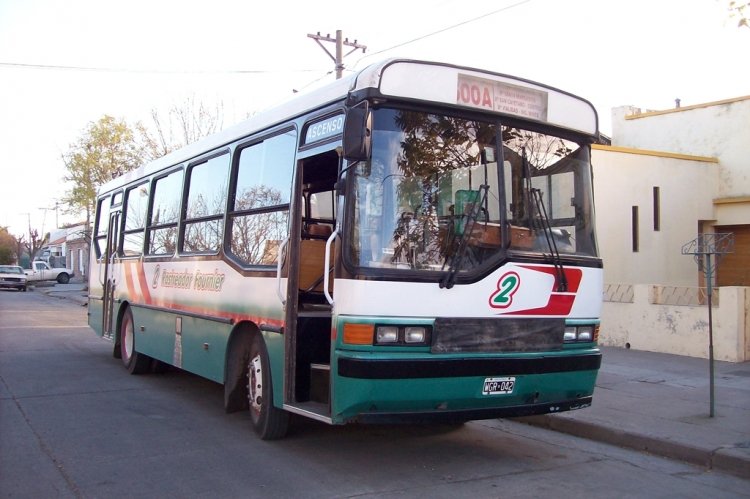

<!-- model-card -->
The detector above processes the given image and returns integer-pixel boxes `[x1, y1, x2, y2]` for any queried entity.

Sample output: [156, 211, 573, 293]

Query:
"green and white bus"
[88, 59, 603, 439]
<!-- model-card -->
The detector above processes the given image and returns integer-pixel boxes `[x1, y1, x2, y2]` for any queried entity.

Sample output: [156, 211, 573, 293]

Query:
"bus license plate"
[482, 377, 515, 395]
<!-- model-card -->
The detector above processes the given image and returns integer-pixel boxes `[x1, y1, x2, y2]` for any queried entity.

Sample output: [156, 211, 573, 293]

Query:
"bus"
[88, 59, 603, 439]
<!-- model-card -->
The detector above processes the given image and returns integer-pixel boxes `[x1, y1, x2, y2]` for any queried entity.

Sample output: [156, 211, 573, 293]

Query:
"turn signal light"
[343, 323, 374, 345]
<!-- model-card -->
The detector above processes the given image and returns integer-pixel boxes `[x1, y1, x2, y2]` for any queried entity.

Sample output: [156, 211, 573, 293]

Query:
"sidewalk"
[35, 283, 750, 477]
[36, 279, 89, 306]
[518, 346, 750, 478]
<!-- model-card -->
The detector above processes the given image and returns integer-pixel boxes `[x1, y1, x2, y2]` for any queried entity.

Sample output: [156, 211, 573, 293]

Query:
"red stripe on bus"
[518, 265, 582, 292]
[123, 261, 137, 299]
[136, 262, 152, 305]
[505, 293, 576, 316]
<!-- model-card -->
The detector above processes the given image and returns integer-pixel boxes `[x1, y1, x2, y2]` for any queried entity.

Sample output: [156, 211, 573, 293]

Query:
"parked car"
[24, 260, 74, 284]
[0, 265, 28, 291]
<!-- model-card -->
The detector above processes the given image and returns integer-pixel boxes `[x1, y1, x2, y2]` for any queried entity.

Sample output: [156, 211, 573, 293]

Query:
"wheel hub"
[249, 354, 263, 412]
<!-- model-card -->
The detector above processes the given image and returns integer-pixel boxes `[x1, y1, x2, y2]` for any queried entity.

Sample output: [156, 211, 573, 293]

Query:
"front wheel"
[248, 334, 289, 440]
[119, 307, 151, 374]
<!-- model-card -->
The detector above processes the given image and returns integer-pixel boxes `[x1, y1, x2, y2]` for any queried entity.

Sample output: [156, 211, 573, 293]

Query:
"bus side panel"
[126, 305, 287, 395]
[88, 297, 104, 336]
[262, 330, 286, 408]
[129, 305, 229, 383]
[128, 305, 183, 368]
[87, 266, 105, 336]
[180, 314, 230, 383]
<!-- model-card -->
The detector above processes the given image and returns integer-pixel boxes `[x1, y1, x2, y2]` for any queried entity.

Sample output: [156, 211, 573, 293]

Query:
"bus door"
[283, 149, 339, 419]
[102, 210, 121, 339]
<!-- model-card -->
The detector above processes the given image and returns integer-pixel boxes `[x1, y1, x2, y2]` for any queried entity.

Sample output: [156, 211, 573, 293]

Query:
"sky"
[0, 0, 747, 238]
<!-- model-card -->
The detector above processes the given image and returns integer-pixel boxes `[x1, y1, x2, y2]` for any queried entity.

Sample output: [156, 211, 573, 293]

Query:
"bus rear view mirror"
[343, 101, 371, 162]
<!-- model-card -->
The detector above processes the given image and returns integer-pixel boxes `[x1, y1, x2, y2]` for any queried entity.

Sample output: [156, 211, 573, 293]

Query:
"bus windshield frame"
[344, 105, 598, 281]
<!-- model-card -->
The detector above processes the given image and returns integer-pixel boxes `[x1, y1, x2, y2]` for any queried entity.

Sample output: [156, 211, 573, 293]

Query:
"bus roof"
[99, 59, 598, 195]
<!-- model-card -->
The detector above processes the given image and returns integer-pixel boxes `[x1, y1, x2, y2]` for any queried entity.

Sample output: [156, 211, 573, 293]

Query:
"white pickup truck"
[25, 260, 75, 284]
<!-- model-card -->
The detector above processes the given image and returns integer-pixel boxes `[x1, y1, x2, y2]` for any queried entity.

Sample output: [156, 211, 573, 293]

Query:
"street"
[1, 288, 748, 498]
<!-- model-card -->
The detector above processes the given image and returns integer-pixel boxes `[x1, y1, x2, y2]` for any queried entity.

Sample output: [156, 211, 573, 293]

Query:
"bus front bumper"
[331, 350, 601, 424]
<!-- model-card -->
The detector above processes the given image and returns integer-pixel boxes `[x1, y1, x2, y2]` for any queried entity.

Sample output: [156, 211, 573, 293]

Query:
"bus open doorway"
[284, 149, 339, 421]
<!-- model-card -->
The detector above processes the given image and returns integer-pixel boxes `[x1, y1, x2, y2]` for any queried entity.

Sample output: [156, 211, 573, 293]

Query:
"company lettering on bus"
[304, 114, 344, 145]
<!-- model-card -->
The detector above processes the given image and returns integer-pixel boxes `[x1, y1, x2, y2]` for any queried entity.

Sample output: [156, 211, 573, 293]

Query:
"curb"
[38, 288, 89, 307]
[518, 414, 750, 479]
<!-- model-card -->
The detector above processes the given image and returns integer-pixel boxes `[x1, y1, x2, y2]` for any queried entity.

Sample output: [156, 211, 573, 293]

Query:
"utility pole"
[38, 202, 59, 230]
[307, 30, 367, 79]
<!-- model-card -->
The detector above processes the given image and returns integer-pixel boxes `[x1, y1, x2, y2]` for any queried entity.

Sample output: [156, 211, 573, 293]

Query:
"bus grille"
[432, 318, 564, 353]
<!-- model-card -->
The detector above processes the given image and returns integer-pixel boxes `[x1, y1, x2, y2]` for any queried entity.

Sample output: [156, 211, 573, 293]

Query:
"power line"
[355, 0, 533, 65]
[292, 70, 335, 94]
[0, 61, 321, 74]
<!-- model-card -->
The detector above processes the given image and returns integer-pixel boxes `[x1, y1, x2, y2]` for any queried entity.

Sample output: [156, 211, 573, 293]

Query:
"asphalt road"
[1, 288, 748, 498]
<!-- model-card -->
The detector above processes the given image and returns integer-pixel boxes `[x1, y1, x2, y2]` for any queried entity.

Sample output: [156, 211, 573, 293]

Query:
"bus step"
[297, 310, 332, 318]
[310, 363, 330, 404]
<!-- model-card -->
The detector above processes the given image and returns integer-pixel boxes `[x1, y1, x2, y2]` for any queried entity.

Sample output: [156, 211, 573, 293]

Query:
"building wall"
[592, 145, 718, 286]
[601, 285, 748, 362]
[596, 97, 750, 361]
[66, 238, 88, 279]
[612, 97, 750, 225]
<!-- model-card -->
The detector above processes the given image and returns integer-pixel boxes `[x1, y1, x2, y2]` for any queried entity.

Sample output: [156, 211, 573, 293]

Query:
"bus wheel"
[247, 334, 289, 440]
[119, 307, 151, 375]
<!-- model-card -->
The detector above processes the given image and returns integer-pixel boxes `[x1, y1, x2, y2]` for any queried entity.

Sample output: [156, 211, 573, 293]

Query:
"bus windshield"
[348, 107, 597, 275]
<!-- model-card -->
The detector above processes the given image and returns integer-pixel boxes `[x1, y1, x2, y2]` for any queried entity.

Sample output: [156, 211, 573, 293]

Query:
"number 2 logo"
[489, 271, 520, 309]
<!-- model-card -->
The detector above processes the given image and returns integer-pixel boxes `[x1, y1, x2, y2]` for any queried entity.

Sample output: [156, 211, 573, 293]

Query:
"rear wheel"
[248, 334, 289, 440]
[119, 307, 151, 374]
[57, 273, 70, 284]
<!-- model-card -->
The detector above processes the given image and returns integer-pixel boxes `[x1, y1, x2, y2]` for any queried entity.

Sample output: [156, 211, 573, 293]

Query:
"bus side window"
[93, 196, 110, 260]
[183, 152, 230, 253]
[227, 130, 296, 266]
[122, 182, 149, 256]
[147, 169, 183, 256]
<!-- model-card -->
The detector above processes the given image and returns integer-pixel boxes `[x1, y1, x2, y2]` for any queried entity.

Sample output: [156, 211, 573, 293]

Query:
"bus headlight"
[577, 326, 594, 342]
[404, 326, 427, 343]
[564, 326, 578, 342]
[375, 326, 399, 344]
[564, 325, 598, 343]
[370, 325, 431, 346]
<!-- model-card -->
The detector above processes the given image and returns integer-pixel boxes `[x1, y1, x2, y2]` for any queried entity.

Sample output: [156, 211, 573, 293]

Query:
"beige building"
[592, 96, 750, 361]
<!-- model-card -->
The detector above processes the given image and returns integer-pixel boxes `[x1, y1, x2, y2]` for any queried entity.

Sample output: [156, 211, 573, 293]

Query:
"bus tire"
[224, 329, 251, 413]
[119, 307, 151, 375]
[248, 333, 289, 440]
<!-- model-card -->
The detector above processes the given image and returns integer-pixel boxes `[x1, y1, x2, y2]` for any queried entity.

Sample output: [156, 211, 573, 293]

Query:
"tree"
[729, 1, 749, 28]
[61, 115, 144, 228]
[0, 225, 44, 266]
[0, 227, 17, 264]
[137, 97, 224, 161]
[23, 229, 47, 265]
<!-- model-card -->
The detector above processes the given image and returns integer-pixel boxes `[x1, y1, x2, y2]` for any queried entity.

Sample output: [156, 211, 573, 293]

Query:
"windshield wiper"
[523, 147, 567, 293]
[530, 187, 567, 291]
[440, 184, 488, 289]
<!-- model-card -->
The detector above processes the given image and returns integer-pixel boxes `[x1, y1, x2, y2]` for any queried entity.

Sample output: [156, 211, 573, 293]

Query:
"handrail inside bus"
[276, 237, 289, 306]
[323, 229, 338, 306]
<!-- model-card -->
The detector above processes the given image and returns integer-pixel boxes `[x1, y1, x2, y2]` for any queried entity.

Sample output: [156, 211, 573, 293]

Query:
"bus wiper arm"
[530, 187, 567, 292]
[440, 184, 489, 289]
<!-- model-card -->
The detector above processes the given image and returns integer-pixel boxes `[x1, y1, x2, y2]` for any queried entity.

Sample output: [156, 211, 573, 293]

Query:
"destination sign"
[304, 114, 344, 145]
[457, 74, 548, 122]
